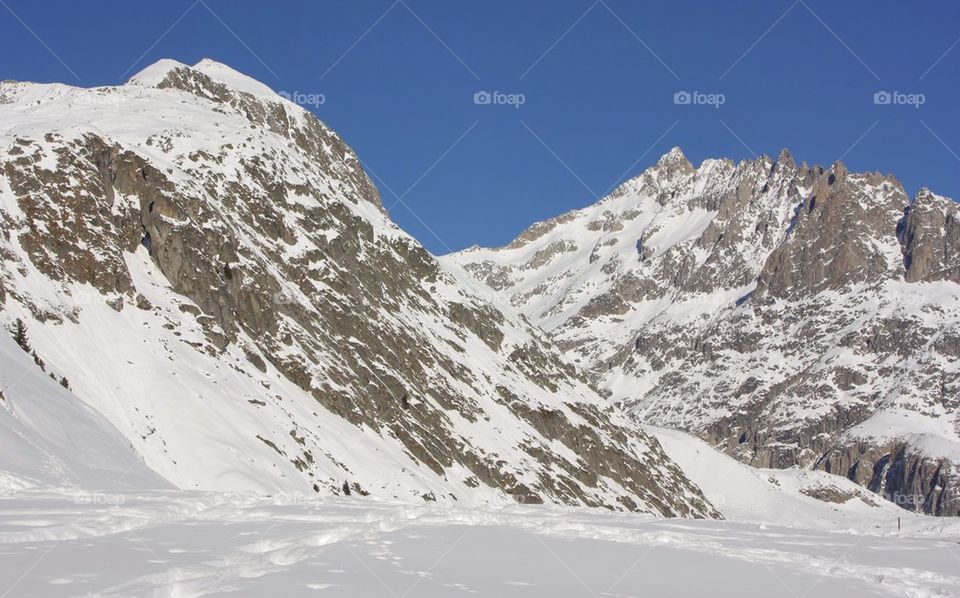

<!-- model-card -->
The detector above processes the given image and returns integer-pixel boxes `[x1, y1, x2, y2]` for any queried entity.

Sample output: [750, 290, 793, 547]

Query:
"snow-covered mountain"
[448, 148, 960, 515]
[0, 60, 718, 516]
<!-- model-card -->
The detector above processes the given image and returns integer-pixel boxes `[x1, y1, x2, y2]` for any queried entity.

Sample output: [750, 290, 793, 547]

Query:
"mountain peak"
[653, 146, 694, 179]
[830, 159, 849, 184]
[776, 148, 795, 169]
[126, 58, 279, 101]
[126, 58, 190, 87]
[657, 146, 688, 165]
[191, 58, 279, 99]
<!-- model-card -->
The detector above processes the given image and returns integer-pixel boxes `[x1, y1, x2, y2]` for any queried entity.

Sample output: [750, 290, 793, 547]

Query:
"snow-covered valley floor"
[1, 492, 959, 597]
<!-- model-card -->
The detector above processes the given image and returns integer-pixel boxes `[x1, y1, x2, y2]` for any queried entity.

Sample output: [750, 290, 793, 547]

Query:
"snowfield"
[1, 492, 959, 597]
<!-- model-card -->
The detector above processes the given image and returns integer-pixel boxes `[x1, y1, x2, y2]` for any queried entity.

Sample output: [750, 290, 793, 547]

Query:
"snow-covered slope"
[3, 490, 959, 597]
[448, 148, 960, 515]
[0, 60, 715, 516]
[648, 426, 919, 530]
[0, 332, 167, 492]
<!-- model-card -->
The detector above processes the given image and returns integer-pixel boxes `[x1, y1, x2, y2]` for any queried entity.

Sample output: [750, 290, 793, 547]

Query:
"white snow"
[845, 410, 960, 464]
[649, 426, 930, 530]
[126, 59, 190, 87]
[0, 333, 168, 492]
[192, 58, 281, 100]
[0, 492, 958, 597]
[128, 58, 280, 102]
[1, 344, 955, 596]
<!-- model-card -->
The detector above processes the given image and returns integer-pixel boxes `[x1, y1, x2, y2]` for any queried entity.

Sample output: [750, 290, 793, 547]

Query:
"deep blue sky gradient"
[1, 1, 958, 253]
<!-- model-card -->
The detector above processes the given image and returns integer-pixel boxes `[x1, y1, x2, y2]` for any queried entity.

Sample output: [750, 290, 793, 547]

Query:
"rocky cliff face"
[449, 148, 960, 515]
[902, 189, 960, 283]
[0, 60, 717, 516]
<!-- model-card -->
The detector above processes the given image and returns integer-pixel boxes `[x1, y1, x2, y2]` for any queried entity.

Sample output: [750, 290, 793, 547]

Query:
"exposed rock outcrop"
[817, 440, 959, 516]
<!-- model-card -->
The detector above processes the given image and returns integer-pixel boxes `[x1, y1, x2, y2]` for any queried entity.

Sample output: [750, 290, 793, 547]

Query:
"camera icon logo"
[673, 91, 692, 105]
[474, 91, 492, 105]
[873, 91, 892, 105]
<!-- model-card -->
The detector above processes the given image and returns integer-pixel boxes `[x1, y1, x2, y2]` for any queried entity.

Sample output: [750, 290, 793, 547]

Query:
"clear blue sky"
[2, 1, 958, 254]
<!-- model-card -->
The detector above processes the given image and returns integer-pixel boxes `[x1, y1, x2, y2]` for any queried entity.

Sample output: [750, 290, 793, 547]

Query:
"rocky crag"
[450, 148, 960, 515]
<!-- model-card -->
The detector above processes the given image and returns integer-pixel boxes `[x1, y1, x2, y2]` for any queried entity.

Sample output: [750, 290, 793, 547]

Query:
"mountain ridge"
[448, 146, 960, 515]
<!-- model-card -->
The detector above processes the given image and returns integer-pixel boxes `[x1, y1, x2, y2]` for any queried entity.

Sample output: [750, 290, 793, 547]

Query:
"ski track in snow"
[1, 492, 959, 598]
